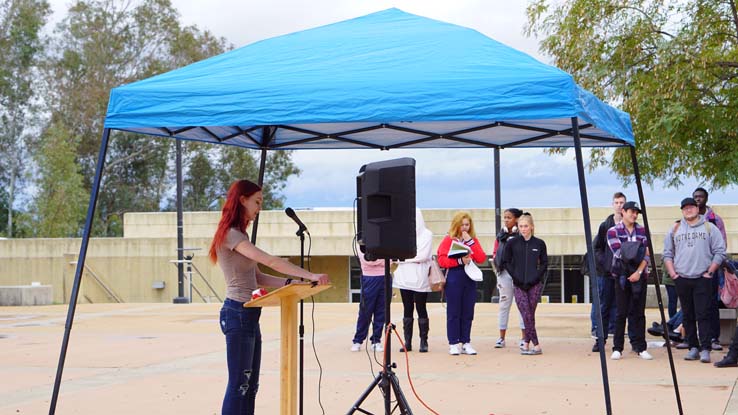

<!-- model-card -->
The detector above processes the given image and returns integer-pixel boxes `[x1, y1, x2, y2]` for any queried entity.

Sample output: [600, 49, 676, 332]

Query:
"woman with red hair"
[210, 179, 329, 414]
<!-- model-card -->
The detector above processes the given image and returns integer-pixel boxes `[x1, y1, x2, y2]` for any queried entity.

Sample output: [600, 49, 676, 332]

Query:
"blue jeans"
[352, 275, 386, 344]
[665, 284, 678, 319]
[220, 298, 262, 415]
[590, 276, 617, 335]
[446, 267, 477, 344]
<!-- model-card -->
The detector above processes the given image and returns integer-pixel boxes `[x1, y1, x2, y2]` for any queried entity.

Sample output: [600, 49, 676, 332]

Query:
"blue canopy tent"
[50, 8, 680, 415]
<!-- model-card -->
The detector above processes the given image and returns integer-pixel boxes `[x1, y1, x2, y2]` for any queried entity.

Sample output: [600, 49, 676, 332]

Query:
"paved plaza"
[2, 302, 738, 414]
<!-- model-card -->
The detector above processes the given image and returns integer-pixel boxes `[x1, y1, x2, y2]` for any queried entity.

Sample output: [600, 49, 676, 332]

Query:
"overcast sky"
[47, 0, 736, 210]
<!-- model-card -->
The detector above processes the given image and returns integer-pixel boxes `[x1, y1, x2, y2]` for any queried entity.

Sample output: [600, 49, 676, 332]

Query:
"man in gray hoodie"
[663, 197, 727, 363]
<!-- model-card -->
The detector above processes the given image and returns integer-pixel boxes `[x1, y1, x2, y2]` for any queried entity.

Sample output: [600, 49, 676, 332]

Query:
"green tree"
[0, 0, 50, 237]
[526, 0, 738, 188]
[218, 148, 301, 210]
[181, 145, 221, 211]
[34, 121, 87, 237]
[43, 0, 229, 235]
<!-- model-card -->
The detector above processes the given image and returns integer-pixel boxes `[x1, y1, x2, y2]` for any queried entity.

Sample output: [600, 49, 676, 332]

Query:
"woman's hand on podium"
[312, 273, 330, 285]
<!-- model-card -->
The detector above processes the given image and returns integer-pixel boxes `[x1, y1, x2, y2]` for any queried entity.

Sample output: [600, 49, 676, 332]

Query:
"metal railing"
[169, 257, 222, 303]
[69, 261, 123, 303]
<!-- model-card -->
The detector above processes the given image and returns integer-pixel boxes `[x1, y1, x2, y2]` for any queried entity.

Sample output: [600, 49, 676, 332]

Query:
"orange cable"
[390, 324, 441, 415]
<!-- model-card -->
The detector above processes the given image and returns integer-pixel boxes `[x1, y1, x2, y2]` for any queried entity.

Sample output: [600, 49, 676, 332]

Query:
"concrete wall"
[1, 206, 735, 304]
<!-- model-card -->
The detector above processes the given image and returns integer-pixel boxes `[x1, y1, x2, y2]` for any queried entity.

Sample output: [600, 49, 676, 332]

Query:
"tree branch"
[714, 61, 738, 68]
[730, 0, 738, 40]
[105, 142, 156, 170]
[616, 5, 675, 38]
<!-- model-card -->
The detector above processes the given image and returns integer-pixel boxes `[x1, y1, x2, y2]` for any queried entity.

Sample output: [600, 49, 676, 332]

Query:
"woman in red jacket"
[437, 211, 487, 355]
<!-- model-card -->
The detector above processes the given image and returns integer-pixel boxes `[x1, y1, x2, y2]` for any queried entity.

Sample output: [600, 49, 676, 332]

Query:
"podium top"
[245, 283, 332, 308]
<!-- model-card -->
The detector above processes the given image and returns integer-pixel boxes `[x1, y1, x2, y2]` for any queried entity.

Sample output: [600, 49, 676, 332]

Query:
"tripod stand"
[348, 260, 413, 415]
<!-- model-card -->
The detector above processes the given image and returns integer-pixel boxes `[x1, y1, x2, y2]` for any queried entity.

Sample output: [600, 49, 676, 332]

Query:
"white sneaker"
[519, 339, 527, 351]
[449, 344, 461, 355]
[639, 350, 653, 360]
[494, 338, 505, 348]
[611, 351, 622, 360]
[371, 343, 383, 352]
[462, 343, 478, 355]
[350, 343, 361, 352]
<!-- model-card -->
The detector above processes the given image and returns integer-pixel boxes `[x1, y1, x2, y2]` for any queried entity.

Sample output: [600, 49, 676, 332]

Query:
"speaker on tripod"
[350, 157, 416, 415]
[356, 157, 417, 261]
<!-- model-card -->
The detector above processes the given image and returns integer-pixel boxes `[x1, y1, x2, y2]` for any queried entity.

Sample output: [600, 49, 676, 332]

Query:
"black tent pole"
[494, 148, 501, 234]
[49, 128, 111, 415]
[571, 117, 613, 415]
[250, 148, 268, 244]
[629, 146, 684, 414]
[173, 138, 188, 303]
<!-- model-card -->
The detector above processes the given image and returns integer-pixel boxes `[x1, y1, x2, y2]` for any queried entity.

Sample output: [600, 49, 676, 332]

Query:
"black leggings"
[400, 289, 428, 319]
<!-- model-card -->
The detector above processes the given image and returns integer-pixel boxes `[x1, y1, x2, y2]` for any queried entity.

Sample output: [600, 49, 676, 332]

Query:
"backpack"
[720, 261, 738, 308]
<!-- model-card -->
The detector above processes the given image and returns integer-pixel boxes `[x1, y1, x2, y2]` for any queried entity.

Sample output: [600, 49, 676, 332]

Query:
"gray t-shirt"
[217, 228, 258, 302]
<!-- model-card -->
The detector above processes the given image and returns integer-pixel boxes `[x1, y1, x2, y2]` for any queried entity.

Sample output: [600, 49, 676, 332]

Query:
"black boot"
[399, 317, 413, 352]
[418, 318, 430, 353]
[714, 353, 738, 368]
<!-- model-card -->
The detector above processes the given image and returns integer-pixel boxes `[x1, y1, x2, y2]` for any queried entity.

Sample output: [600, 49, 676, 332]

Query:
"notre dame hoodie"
[663, 215, 726, 278]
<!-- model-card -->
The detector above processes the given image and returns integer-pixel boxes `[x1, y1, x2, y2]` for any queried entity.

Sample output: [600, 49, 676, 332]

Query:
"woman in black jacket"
[503, 213, 548, 355]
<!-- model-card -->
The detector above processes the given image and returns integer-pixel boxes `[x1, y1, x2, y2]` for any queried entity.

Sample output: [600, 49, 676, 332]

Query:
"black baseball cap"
[680, 197, 698, 209]
[622, 201, 641, 213]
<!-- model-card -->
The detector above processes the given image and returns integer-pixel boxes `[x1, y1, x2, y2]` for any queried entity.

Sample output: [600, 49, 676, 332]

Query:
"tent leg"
[173, 138, 188, 303]
[250, 148, 268, 244]
[494, 148, 501, 234]
[49, 128, 111, 415]
[630, 146, 683, 414]
[571, 117, 612, 415]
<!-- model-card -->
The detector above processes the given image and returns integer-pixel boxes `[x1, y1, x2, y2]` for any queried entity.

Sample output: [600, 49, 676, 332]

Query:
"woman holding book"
[502, 213, 548, 355]
[437, 211, 487, 355]
[393, 209, 434, 352]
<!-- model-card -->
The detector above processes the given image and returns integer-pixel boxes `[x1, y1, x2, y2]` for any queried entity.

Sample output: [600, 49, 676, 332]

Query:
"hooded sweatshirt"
[663, 215, 726, 279]
[393, 209, 433, 292]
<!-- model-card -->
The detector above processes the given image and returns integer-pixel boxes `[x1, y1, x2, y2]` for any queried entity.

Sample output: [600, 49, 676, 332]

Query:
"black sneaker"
[715, 355, 738, 368]
[592, 342, 599, 352]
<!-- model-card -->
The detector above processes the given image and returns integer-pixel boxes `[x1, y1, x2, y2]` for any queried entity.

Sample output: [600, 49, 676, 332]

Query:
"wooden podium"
[246, 283, 331, 415]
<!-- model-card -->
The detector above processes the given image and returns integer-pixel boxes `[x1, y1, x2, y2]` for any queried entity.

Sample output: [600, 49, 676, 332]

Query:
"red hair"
[209, 180, 262, 263]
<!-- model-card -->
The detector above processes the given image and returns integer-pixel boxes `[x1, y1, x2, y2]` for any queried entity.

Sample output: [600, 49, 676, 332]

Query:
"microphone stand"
[296, 226, 307, 415]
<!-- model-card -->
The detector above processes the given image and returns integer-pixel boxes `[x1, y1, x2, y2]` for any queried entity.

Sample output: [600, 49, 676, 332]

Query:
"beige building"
[0, 206, 735, 304]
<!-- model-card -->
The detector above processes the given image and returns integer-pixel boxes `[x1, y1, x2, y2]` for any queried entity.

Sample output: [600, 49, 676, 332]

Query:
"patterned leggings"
[514, 283, 543, 346]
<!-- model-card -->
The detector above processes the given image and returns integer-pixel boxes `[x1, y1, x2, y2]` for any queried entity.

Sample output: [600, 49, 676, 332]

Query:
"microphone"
[285, 207, 309, 235]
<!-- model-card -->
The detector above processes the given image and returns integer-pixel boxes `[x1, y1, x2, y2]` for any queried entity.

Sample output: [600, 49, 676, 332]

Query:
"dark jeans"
[665, 284, 678, 319]
[675, 277, 713, 351]
[400, 289, 428, 319]
[708, 270, 723, 341]
[612, 277, 647, 353]
[220, 298, 262, 415]
[445, 267, 477, 344]
[352, 275, 385, 344]
[590, 276, 617, 335]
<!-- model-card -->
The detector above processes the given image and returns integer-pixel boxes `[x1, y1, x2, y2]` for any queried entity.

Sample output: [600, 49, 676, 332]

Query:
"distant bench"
[0, 285, 53, 306]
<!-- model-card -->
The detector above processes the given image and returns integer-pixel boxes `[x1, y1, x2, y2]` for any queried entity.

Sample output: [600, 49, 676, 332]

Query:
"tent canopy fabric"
[104, 8, 633, 149]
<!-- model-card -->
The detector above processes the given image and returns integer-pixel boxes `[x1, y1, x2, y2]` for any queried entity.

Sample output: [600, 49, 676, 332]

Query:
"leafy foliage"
[39, 0, 300, 236]
[0, 0, 50, 236]
[526, 0, 738, 188]
[34, 120, 88, 237]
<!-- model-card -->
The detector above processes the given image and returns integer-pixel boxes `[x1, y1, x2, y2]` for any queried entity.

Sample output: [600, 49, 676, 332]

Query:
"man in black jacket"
[590, 192, 626, 352]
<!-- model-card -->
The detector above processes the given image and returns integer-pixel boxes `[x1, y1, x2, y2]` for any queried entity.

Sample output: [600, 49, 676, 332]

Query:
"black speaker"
[356, 157, 416, 260]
